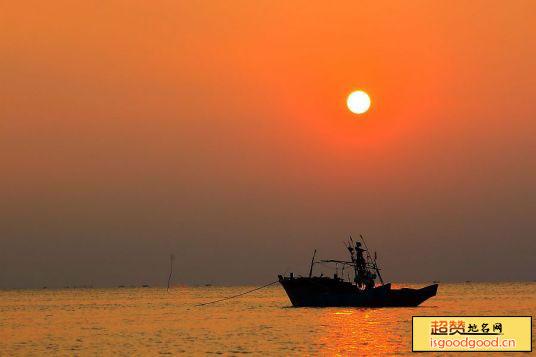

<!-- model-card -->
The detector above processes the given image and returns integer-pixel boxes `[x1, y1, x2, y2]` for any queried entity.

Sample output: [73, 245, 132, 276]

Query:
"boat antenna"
[308, 249, 317, 278]
[360, 234, 384, 285]
[167, 254, 174, 292]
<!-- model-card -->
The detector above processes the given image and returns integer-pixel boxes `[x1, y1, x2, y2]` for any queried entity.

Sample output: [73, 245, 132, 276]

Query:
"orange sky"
[1, 1, 535, 287]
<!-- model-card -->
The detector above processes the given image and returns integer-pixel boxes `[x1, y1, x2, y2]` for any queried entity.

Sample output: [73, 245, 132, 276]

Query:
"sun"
[347, 90, 371, 115]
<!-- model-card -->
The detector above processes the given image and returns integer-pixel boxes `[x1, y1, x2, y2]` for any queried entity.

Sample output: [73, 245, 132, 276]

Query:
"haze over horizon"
[1, 1, 535, 288]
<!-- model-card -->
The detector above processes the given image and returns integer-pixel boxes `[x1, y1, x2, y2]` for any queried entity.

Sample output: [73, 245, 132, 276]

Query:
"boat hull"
[278, 277, 438, 307]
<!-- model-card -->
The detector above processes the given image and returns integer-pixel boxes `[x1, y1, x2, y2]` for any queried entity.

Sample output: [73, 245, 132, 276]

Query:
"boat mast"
[360, 234, 384, 285]
[308, 249, 316, 278]
[347, 236, 361, 286]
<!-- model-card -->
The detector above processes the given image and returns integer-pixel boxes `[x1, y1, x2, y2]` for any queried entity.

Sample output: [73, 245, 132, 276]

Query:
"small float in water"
[278, 235, 438, 307]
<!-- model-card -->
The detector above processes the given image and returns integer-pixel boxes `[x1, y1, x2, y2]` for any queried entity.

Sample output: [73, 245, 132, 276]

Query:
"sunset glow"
[1, 0, 534, 292]
[1, 1, 535, 355]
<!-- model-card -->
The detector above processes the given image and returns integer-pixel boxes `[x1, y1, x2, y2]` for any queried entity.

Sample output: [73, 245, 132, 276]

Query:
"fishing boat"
[278, 235, 438, 307]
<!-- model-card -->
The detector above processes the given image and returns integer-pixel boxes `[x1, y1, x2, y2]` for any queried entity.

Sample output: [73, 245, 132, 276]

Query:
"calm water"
[1, 282, 534, 355]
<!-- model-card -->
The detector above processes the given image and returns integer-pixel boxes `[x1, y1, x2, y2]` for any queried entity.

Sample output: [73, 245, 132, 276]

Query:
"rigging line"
[315, 262, 338, 271]
[195, 281, 279, 307]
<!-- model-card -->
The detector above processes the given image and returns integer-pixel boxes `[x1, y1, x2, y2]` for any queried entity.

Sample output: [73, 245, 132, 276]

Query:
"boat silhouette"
[278, 235, 438, 307]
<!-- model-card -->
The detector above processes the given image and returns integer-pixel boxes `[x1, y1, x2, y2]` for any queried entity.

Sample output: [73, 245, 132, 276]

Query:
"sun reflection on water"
[316, 308, 406, 355]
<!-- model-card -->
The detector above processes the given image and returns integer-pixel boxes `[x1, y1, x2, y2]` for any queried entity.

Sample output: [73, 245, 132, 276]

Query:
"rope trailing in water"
[195, 280, 279, 307]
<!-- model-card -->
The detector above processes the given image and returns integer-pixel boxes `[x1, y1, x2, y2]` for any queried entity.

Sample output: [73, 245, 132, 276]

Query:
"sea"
[1, 282, 534, 356]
